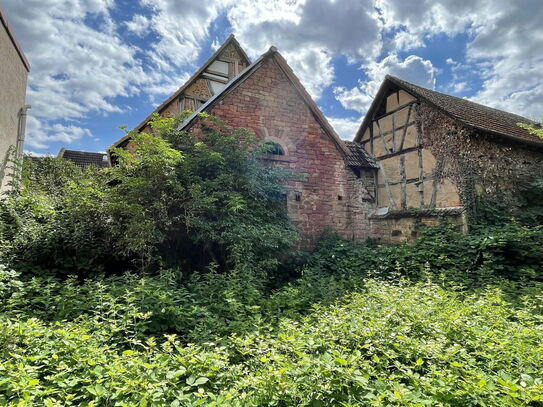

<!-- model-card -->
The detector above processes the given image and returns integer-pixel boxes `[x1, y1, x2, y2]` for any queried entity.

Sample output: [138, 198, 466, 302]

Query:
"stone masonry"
[189, 55, 374, 248]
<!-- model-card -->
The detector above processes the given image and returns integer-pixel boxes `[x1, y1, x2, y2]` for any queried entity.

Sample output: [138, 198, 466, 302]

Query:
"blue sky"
[2, 0, 542, 155]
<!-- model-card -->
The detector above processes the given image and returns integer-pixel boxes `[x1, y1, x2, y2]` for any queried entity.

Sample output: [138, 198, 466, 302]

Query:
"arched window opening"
[263, 140, 285, 156]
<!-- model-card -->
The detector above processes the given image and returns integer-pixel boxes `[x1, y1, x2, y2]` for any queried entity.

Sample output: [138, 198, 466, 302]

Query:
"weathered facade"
[114, 37, 543, 247]
[355, 75, 543, 243]
[114, 35, 250, 150]
[0, 8, 30, 192]
[179, 48, 376, 248]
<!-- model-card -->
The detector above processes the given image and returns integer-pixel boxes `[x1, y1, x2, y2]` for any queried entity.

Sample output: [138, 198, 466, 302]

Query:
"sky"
[3, 0, 543, 156]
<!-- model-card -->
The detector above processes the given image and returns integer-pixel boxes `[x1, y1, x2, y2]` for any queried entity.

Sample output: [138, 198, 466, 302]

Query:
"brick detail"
[191, 57, 374, 248]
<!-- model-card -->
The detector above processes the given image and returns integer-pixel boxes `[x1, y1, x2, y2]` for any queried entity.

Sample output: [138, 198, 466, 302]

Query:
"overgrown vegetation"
[518, 121, 543, 140]
[0, 113, 296, 277]
[0, 114, 542, 405]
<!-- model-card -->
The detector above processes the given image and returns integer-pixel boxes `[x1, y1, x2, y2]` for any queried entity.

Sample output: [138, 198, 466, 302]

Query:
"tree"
[0, 114, 297, 277]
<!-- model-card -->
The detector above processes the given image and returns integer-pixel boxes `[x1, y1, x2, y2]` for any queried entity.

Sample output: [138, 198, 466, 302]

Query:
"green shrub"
[0, 114, 297, 277]
[1, 280, 542, 406]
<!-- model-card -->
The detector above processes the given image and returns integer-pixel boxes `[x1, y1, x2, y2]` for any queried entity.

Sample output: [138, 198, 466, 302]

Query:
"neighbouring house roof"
[117, 34, 250, 144]
[344, 141, 378, 169]
[355, 75, 542, 147]
[178, 46, 351, 157]
[0, 7, 30, 72]
[58, 148, 110, 168]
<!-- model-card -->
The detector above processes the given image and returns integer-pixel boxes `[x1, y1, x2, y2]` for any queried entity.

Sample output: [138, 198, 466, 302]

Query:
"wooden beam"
[414, 103, 423, 145]
[373, 100, 418, 121]
[398, 104, 413, 151]
[377, 175, 435, 187]
[417, 148, 425, 207]
[429, 156, 445, 208]
[378, 161, 396, 208]
[369, 125, 374, 156]
[374, 146, 420, 161]
[376, 120, 393, 155]
[371, 121, 416, 138]
[400, 154, 407, 209]
[391, 113, 397, 152]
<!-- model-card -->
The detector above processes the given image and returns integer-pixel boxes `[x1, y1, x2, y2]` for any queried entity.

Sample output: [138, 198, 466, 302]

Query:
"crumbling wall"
[418, 103, 543, 220]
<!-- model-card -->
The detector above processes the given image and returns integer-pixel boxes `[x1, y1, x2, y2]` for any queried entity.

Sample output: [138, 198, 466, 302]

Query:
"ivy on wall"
[417, 103, 543, 226]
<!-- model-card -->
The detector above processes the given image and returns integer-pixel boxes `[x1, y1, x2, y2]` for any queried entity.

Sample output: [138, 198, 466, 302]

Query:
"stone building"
[0, 8, 30, 192]
[178, 46, 377, 248]
[114, 36, 543, 246]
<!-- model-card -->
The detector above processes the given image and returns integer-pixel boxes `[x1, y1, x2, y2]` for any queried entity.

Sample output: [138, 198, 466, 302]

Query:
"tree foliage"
[0, 114, 297, 276]
[518, 121, 543, 140]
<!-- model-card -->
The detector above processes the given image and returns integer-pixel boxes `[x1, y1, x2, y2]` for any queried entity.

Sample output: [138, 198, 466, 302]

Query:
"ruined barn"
[356, 75, 543, 242]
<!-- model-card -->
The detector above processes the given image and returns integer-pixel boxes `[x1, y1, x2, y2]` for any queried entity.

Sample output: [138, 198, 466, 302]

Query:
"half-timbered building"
[112, 37, 543, 246]
[355, 75, 543, 242]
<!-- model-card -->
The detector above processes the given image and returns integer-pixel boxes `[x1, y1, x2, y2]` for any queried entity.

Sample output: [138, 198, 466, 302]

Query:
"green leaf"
[193, 377, 209, 386]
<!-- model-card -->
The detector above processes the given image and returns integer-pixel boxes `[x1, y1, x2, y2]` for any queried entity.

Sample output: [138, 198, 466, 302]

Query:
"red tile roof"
[344, 141, 378, 168]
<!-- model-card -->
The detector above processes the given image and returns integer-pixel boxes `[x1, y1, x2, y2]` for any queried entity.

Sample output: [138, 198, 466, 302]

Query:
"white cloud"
[140, 0, 232, 70]
[391, 30, 425, 52]
[335, 54, 436, 114]
[2, 0, 151, 150]
[451, 81, 470, 94]
[228, 0, 382, 99]
[2, 0, 230, 151]
[282, 48, 335, 99]
[377, 0, 543, 118]
[327, 116, 362, 141]
[465, 0, 543, 119]
[25, 117, 93, 150]
[23, 151, 50, 158]
[125, 14, 151, 37]
[4, 0, 542, 153]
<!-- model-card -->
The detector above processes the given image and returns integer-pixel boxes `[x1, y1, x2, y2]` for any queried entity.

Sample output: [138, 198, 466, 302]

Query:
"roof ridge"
[178, 47, 351, 156]
[355, 75, 541, 146]
[119, 34, 251, 140]
[386, 75, 534, 123]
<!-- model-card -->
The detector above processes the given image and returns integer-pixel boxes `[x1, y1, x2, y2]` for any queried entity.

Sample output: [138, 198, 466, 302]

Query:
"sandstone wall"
[192, 56, 374, 248]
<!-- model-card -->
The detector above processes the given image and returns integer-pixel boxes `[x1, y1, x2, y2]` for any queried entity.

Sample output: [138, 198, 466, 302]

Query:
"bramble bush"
[1, 275, 542, 406]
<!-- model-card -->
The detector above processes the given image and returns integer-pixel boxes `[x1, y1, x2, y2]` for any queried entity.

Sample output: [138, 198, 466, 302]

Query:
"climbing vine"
[418, 103, 543, 226]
